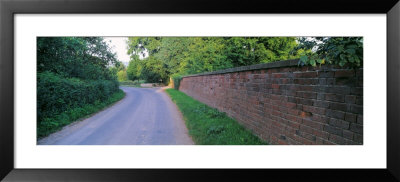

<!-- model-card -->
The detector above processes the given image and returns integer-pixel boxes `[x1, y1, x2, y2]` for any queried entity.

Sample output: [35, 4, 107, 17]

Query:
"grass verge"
[165, 88, 267, 145]
[37, 89, 126, 139]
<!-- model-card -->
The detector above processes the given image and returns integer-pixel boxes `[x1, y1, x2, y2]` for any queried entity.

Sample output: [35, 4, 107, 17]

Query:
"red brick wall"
[179, 60, 363, 145]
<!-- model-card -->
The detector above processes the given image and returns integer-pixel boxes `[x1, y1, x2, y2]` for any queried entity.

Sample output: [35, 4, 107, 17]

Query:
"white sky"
[103, 37, 130, 66]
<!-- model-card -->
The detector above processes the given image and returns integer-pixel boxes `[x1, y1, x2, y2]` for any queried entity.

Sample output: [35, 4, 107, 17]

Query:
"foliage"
[110, 61, 126, 81]
[126, 55, 142, 81]
[117, 70, 128, 82]
[165, 88, 267, 145]
[37, 89, 125, 138]
[126, 37, 302, 83]
[37, 37, 118, 80]
[297, 37, 363, 68]
[171, 73, 183, 90]
[37, 37, 122, 137]
[37, 72, 119, 123]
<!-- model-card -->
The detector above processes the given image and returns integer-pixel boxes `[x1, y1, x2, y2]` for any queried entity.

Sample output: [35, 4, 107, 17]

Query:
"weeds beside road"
[165, 88, 267, 145]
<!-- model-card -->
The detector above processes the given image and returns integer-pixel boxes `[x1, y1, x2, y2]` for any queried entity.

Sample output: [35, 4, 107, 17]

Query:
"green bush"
[37, 71, 119, 124]
[37, 89, 125, 138]
[171, 74, 183, 90]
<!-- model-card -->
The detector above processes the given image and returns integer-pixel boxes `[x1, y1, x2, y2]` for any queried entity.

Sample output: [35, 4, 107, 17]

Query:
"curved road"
[38, 87, 194, 145]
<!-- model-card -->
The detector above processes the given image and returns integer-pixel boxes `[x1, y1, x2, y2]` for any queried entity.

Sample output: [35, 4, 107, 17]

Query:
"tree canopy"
[126, 37, 304, 83]
[37, 37, 118, 80]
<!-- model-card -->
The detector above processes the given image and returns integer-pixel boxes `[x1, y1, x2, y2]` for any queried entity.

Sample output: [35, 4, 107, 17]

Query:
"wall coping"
[182, 59, 299, 78]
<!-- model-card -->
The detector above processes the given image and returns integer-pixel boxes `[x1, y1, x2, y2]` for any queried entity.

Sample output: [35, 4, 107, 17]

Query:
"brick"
[345, 113, 357, 123]
[285, 102, 297, 109]
[356, 69, 363, 77]
[345, 95, 356, 104]
[349, 104, 363, 114]
[343, 130, 354, 140]
[271, 84, 280, 89]
[298, 85, 314, 92]
[302, 132, 317, 142]
[326, 87, 351, 95]
[350, 87, 363, 96]
[286, 90, 297, 96]
[329, 118, 350, 129]
[296, 104, 303, 110]
[311, 114, 329, 124]
[357, 115, 363, 125]
[271, 73, 284, 78]
[325, 93, 345, 102]
[303, 105, 326, 115]
[324, 125, 342, 136]
[354, 133, 363, 143]
[319, 78, 327, 85]
[335, 70, 355, 78]
[288, 109, 299, 116]
[281, 78, 290, 84]
[302, 92, 317, 99]
[329, 102, 347, 112]
[303, 118, 324, 130]
[355, 96, 363, 105]
[318, 71, 334, 78]
[326, 78, 335, 85]
[326, 109, 345, 120]
[323, 139, 336, 145]
[295, 129, 301, 136]
[317, 93, 325, 100]
[316, 137, 325, 144]
[300, 124, 314, 134]
[294, 71, 318, 78]
[287, 120, 301, 129]
[277, 139, 288, 145]
[272, 89, 284, 95]
[299, 111, 312, 119]
[313, 129, 329, 139]
[335, 77, 358, 87]
[329, 134, 346, 144]
[345, 139, 358, 145]
[314, 100, 330, 108]
[297, 98, 314, 106]
[357, 78, 363, 87]
[350, 123, 363, 134]
[295, 135, 314, 145]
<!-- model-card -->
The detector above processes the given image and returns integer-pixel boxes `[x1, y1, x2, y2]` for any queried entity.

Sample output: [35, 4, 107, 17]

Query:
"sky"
[103, 37, 131, 66]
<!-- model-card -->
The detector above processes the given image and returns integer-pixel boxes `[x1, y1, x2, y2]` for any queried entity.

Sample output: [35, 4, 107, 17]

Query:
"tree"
[126, 55, 142, 81]
[117, 70, 128, 81]
[126, 37, 304, 82]
[37, 37, 118, 80]
[297, 37, 363, 67]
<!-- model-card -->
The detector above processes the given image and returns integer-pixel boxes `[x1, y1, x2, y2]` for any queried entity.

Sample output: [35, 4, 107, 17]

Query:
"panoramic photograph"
[36, 37, 363, 145]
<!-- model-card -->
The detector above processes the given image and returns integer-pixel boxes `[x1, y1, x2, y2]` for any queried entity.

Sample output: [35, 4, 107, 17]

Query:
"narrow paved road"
[38, 87, 194, 145]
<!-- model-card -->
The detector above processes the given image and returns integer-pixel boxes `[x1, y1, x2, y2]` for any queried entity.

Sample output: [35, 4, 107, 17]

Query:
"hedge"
[171, 74, 183, 90]
[37, 71, 119, 123]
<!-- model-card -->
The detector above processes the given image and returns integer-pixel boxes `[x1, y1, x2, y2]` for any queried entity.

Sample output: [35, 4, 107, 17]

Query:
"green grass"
[37, 89, 126, 139]
[165, 88, 267, 145]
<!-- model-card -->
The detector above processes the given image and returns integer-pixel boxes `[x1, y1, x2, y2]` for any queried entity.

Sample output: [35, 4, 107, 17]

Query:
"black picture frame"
[1, 0, 399, 181]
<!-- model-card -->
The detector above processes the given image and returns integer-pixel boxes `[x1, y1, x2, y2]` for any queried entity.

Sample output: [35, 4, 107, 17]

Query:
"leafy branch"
[297, 37, 363, 68]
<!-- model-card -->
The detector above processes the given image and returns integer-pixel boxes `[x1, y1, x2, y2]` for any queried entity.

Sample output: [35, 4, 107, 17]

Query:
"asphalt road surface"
[38, 87, 194, 145]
